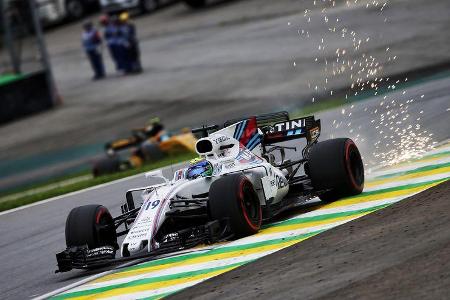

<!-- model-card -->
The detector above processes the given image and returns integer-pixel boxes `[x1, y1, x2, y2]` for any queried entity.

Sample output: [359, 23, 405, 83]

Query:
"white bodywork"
[121, 121, 289, 257]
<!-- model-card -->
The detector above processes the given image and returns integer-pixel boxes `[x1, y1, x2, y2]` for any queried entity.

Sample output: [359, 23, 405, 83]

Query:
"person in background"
[118, 12, 142, 74]
[81, 21, 105, 80]
[99, 15, 121, 72]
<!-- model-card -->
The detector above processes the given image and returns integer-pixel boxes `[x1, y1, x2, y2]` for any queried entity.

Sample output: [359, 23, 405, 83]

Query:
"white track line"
[33, 246, 214, 300]
[366, 140, 450, 174]
[364, 172, 450, 192]
[369, 157, 450, 178]
[32, 141, 450, 298]
[0, 173, 144, 217]
[67, 251, 272, 293]
[0, 163, 186, 217]
[104, 280, 206, 300]
[33, 260, 139, 300]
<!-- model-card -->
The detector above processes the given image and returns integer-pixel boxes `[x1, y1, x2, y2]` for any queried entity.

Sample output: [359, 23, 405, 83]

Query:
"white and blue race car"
[56, 112, 364, 272]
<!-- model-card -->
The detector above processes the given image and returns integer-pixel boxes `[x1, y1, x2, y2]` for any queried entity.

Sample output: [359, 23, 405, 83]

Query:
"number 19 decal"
[145, 200, 160, 210]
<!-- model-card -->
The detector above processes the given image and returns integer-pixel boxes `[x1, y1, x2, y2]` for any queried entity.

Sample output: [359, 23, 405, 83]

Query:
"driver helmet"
[186, 158, 213, 179]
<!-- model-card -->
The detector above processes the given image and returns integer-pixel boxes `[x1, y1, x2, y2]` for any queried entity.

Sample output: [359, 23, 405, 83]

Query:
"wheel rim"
[240, 181, 261, 229]
[95, 208, 116, 246]
[347, 144, 364, 187]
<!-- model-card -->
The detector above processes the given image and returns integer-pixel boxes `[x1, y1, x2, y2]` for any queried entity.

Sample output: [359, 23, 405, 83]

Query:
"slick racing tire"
[92, 156, 121, 177]
[209, 174, 262, 237]
[184, 0, 206, 8]
[308, 138, 364, 202]
[65, 205, 117, 249]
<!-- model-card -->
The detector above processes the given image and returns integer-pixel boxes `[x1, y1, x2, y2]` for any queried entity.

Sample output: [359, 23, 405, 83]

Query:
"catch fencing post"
[28, 0, 60, 105]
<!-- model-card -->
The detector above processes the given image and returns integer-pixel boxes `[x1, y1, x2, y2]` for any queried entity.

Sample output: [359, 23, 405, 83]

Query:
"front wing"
[55, 220, 225, 273]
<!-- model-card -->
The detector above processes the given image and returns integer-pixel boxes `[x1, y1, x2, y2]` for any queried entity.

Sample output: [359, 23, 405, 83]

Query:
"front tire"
[209, 174, 262, 237]
[92, 155, 121, 177]
[65, 205, 117, 249]
[308, 138, 364, 202]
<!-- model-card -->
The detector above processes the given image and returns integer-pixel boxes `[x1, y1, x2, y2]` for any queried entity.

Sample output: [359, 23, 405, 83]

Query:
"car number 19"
[145, 200, 160, 210]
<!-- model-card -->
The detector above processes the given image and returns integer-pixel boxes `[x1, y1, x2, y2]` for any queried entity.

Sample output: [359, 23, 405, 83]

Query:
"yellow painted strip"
[94, 211, 374, 284]
[375, 148, 450, 170]
[83, 158, 449, 295]
[366, 167, 450, 187]
[401, 155, 450, 166]
[93, 183, 436, 284]
[71, 266, 237, 300]
[258, 212, 368, 235]
[93, 235, 311, 283]
[323, 181, 441, 209]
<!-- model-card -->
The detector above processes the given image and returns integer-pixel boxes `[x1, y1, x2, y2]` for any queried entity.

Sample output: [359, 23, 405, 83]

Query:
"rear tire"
[92, 155, 121, 177]
[65, 205, 117, 249]
[209, 174, 262, 237]
[308, 138, 364, 202]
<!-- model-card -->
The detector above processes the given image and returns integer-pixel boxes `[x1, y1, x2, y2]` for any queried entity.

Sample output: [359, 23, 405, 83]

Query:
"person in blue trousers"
[118, 12, 142, 74]
[82, 22, 105, 80]
[100, 15, 121, 72]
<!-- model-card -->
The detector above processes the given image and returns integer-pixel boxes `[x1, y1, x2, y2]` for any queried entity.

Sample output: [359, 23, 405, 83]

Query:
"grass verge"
[4, 70, 447, 213]
[290, 98, 347, 118]
[0, 97, 346, 214]
[0, 152, 196, 213]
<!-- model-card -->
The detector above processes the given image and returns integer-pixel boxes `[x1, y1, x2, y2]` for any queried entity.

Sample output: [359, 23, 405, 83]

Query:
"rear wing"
[223, 111, 290, 128]
[262, 115, 321, 144]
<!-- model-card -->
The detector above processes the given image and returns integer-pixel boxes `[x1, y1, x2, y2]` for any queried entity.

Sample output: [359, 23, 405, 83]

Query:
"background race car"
[92, 118, 197, 176]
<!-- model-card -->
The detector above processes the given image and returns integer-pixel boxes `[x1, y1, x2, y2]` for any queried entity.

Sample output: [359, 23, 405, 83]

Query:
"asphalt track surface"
[0, 74, 449, 299]
[43, 140, 450, 299]
[170, 181, 450, 300]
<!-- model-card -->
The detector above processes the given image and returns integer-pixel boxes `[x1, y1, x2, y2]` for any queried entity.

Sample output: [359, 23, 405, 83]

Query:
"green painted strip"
[263, 203, 389, 229]
[350, 178, 448, 199]
[57, 228, 331, 298]
[53, 262, 249, 299]
[414, 150, 450, 161]
[371, 150, 450, 176]
[373, 162, 450, 180]
[54, 173, 448, 299]
[137, 291, 174, 300]
[116, 178, 447, 275]
[115, 230, 321, 275]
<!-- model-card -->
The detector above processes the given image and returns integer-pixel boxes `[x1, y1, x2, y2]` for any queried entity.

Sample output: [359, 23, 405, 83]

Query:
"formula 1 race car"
[56, 111, 364, 272]
[92, 119, 197, 177]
